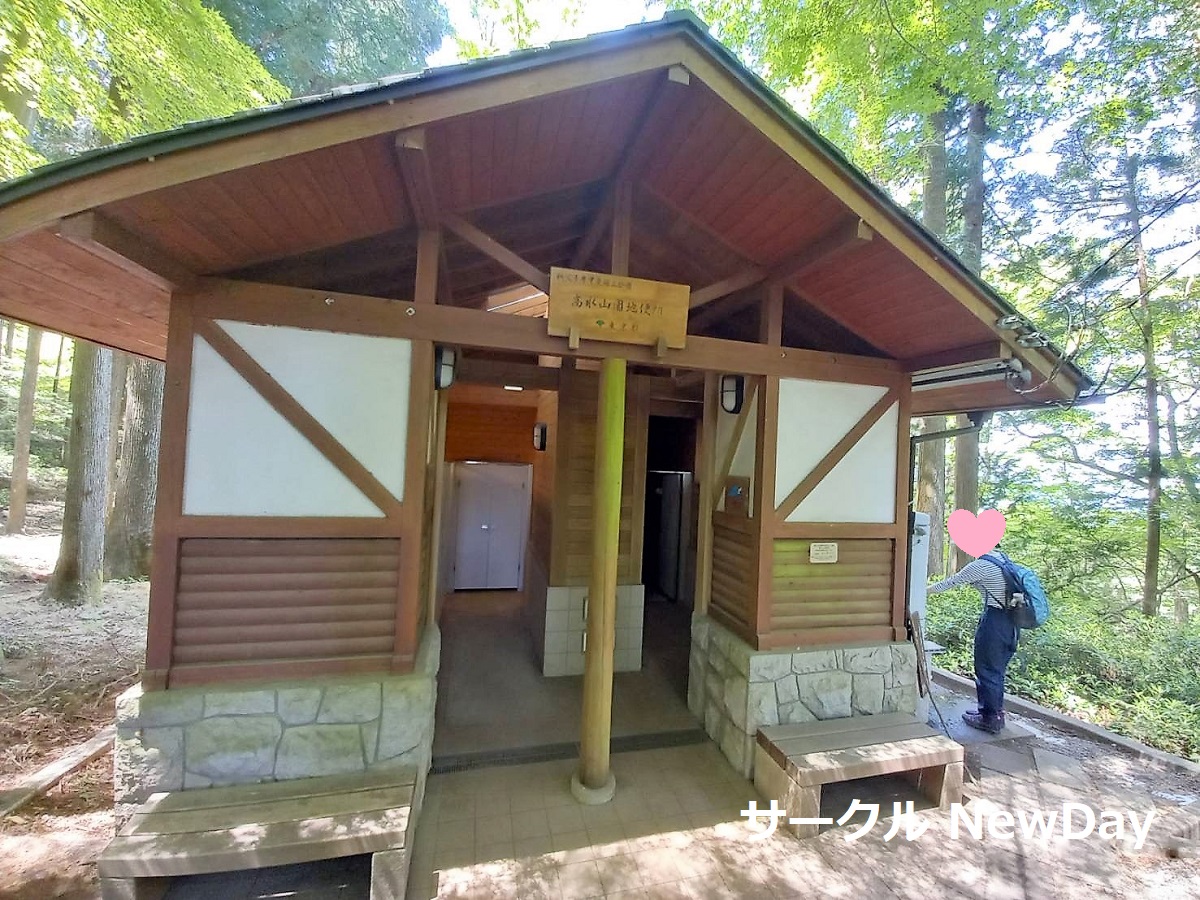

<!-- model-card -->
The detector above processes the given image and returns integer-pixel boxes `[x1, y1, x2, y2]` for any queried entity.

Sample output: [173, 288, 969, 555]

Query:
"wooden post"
[573, 178, 632, 804]
[694, 373, 718, 616]
[574, 356, 626, 802]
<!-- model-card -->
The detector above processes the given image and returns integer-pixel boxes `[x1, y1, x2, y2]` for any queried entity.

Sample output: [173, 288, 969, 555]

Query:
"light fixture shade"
[720, 374, 745, 414]
[434, 346, 457, 390]
[533, 422, 548, 452]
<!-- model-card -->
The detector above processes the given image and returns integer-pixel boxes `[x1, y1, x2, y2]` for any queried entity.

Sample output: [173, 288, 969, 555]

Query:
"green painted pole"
[574, 355, 626, 801]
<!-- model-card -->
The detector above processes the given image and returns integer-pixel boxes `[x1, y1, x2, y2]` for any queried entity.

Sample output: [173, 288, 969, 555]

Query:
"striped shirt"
[928, 556, 1010, 609]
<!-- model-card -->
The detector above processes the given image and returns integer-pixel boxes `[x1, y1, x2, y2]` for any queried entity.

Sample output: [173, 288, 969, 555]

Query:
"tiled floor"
[433, 592, 699, 761]
[408, 741, 774, 899]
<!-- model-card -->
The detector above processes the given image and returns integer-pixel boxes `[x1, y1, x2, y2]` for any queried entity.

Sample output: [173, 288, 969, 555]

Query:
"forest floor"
[0, 500, 148, 900]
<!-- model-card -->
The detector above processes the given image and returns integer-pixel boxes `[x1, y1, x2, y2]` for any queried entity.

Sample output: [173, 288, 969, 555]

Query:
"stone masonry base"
[114, 625, 441, 806]
[688, 614, 919, 777]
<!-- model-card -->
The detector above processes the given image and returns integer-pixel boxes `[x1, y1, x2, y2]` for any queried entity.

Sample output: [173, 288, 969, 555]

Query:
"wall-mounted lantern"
[434, 346, 457, 390]
[533, 422, 548, 452]
[720, 374, 745, 414]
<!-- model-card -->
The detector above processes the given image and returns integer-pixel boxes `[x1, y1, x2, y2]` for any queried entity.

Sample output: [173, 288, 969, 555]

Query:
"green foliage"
[0, 0, 287, 178]
[207, 0, 451, 96]
[926, 497, 1200, 761]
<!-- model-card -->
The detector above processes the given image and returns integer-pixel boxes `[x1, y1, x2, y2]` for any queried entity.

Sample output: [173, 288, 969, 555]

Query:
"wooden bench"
[98, 767, 419, 900]
[754, 712, 963, 839]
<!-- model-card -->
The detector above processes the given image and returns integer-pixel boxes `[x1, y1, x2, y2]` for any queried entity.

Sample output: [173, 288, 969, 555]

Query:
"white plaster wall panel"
[217, 321, 411, 500]
[788, 404, 898, 522]
[715, 388, 758, 514]
[183, 336, 382, 517]
[774, 379, 888, 509]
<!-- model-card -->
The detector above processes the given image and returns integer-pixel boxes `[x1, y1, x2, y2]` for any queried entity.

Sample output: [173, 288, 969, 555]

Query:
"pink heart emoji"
[947, 508, 1007, 558]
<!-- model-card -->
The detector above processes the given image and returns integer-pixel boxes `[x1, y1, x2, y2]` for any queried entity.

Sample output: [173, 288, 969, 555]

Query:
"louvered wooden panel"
[173, 538, 400, 666]
[710, 523, 755, 632]
[769, 539, 893, 632]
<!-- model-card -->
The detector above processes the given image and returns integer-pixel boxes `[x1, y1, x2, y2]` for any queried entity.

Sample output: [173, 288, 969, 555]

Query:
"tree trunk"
[105, 358, 163, 579]
[107, 349, 129, 508]
[953, 100, 989, 569]
[1124, 153, 1162, 617]
[916, 105, 950, 576]
[53, 336, 68, 394]
[6, 326, 42, 534]
[43, 341, 112, 603]
[3, 321, 14, 358]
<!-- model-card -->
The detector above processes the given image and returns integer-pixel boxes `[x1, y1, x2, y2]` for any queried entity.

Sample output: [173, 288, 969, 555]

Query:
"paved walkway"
[408, 690, 1200, 899]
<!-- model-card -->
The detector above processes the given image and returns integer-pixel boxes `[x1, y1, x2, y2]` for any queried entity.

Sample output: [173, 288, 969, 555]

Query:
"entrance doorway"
[450, 462, 531, 591]
[640, 414, 701, 706]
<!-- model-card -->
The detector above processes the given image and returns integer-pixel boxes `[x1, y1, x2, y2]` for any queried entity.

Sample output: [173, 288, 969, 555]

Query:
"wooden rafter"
[441, 211, 550, 294]
[775, 387, 899, 521]
[570, 65, 691, 270]
[57, 211, 195, 291]
[193, 318, 403, 518]
[689, 218, 875, 311]
[394, 128, 453, 303]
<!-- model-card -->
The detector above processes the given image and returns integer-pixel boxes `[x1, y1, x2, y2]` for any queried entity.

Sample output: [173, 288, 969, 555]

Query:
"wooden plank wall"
[767, 538, 894, 640]
[445, 402, 539, 464]
[709, 513, 757, 642]
[550, 367, 648, 586]
[172, 538, 400, 671]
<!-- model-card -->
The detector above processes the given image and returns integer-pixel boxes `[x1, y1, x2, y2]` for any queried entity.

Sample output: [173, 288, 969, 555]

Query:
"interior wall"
[445, 401, 539, 464]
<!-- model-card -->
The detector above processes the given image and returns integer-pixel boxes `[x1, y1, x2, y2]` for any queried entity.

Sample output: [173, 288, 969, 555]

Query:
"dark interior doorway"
[642, 416, 698, 603]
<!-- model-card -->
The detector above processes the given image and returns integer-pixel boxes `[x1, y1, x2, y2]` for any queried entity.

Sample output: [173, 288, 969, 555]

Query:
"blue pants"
[974, 606, 1019, 717]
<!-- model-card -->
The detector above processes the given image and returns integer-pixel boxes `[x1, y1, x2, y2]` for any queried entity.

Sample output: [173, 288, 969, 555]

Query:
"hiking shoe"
[962, 710, 1005, 734]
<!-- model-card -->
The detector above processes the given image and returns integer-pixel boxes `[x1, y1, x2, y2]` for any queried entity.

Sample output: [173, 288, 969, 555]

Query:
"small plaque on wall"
[810, 542, 839, 564]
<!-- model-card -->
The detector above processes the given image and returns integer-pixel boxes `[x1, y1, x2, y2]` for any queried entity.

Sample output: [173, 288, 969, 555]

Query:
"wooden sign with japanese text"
[547, 267, 690, 348]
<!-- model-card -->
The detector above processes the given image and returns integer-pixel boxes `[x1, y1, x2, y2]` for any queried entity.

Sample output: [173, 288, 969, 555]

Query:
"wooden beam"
[414, 229, 440, 305]
[442, 212, 550, 294]
[891, 382, 913, 641]
[695, 373, 718, 615]
[611, 180, 633, 277]
[143, 291, 193, 684]
[395, 129, 453, 304]
[903, 340, 1011, 373]
[775, 387, 899, 521]
[196, 279, 906, 385]
[753, 372, 780, 641]
[193, 318, 403, 518]
[689, 218, 873, 311]
[760, 282, 784, 346]
[394, 129, 438, 229]
[56, 212, 195, 291]
[458, 357, 561, 390]
[571, 65, 691, 270]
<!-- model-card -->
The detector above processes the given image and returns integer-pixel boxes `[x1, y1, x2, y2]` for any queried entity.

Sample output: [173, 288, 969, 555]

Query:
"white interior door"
[452, 463, 531, 590]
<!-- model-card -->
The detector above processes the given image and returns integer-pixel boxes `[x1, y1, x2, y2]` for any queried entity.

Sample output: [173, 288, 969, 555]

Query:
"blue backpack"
[980, 552, 1051, 629]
